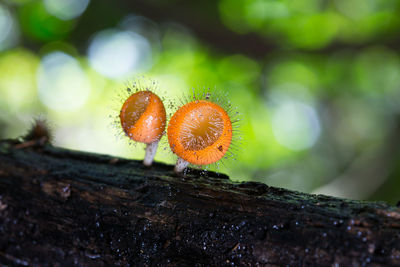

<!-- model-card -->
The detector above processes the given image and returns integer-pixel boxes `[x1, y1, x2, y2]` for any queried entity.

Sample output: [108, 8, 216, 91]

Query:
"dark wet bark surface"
[0, 138, 400, 266]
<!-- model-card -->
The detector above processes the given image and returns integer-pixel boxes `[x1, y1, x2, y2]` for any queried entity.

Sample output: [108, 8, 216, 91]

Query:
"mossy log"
[0, 138, 400, 266]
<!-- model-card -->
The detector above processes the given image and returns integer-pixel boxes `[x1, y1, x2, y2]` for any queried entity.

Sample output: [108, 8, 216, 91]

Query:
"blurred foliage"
[1, 0, 400, 204]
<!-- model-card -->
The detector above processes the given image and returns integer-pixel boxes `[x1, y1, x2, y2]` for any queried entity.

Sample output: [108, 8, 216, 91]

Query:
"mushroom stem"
[143, 140, 159, 166]
[174, 158, 189, 173]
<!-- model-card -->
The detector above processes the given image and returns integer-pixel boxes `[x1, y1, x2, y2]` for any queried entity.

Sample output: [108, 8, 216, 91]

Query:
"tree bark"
[0, 138, 400, 266]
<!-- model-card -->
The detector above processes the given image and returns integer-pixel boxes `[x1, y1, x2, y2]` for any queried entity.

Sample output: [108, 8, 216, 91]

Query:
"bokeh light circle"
[43, 0, 90, 21]
[0, 3, 19, 51]
[37, 51, 91, 111]
[271, 101, 321, 151]
[88, 30, 152, 78]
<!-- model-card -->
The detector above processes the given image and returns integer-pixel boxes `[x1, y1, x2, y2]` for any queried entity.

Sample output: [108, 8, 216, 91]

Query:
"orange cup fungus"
[168, 99, 233, 173]
[120, 90, 166, 166]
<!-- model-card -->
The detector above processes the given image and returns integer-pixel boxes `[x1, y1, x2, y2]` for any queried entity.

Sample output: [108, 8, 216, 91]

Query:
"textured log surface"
[1, 139, 400, 266]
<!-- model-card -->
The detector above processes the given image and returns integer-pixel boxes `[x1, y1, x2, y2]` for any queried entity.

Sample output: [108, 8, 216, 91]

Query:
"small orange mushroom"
[120, 90, 166, 166]
[167, 99, 233, 173]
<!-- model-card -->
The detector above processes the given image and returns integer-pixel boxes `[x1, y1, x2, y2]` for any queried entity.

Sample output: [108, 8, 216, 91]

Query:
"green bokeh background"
[1, 0, 400, 204]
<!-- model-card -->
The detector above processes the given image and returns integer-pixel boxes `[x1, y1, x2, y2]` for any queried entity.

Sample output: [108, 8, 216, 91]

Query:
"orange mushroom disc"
[167, 100, 232, 165]
[120, 91, 166, 144]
